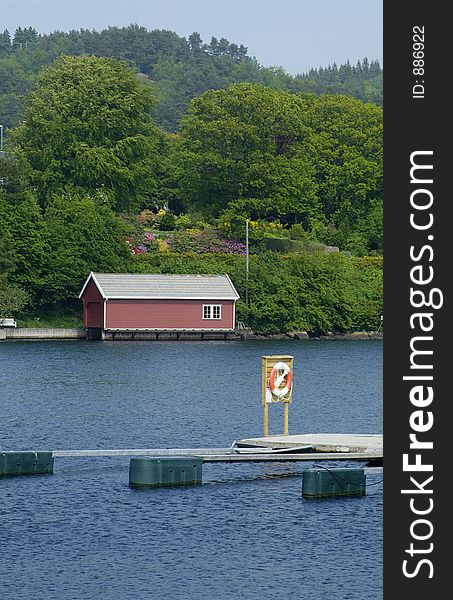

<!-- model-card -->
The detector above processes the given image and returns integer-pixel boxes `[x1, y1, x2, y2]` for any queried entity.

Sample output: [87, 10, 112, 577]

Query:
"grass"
[17, 306, 83, 328]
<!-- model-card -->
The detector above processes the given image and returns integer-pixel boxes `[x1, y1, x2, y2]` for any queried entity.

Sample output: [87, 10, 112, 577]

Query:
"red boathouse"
[79, 272, 240, 339]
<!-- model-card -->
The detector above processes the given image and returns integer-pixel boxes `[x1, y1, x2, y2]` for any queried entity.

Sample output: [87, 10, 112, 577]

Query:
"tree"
[188, 32, 203, 54]
[0, 57, 30, 94]
[178, 83, 320, 226]
[146, 132, 185, 212]
[0, 235, 16, 277]
[177, 84, 382, 253]
[0, 283, 29, 318]
[42, 189, 131, 303]
[0, 26, 382, 134]
[0, 93, 25, 129]
[0, 155, 47, 296]
[295, 93, 382, 251]
[0, 30, 12, 55]
[0, 159, 33, 318]
[12, 27, 39, 50]
[12, 54, 161, 212]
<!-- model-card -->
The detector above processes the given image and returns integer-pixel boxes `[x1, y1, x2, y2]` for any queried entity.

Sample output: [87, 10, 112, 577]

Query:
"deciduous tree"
[42, 189, 130, 303]
[12, 54, 160, 212]
[179, 83, 320, 226]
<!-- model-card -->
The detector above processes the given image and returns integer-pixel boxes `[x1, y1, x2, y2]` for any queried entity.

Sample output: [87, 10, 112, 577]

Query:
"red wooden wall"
[105, 299, 234, 330]
[82, 279, 104, 328]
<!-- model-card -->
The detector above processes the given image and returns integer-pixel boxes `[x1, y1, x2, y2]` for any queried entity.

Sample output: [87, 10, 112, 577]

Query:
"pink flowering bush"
[127, 231, 157, 255]
[126, 221, 246, 257]
[166, 229, 246, 255]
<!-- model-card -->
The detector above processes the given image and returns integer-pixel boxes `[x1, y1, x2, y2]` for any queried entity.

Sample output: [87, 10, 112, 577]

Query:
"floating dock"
[237, 433, 383, 455]
[2, 434, 382, 483]
[50, 433, 382, 463]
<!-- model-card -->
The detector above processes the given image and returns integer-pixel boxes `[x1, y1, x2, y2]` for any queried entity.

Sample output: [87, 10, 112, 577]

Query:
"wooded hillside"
[0, 29, 383, 334]
[0, 25, 382, 131]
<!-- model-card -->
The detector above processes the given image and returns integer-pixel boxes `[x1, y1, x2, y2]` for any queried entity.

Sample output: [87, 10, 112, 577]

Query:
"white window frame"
[202, 304, 222, 320]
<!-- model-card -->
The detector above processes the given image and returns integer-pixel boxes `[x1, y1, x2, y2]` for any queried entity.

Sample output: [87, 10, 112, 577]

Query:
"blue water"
[0, 339, 382, 599]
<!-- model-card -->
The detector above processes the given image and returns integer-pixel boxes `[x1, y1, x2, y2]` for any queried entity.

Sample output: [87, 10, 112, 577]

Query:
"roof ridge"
[81, 272, 240, 300]
[93, 273, 226, 277]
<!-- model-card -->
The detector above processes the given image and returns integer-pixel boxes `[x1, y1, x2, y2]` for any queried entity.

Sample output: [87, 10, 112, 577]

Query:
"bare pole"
[0, 125, 3, 152]
[245, 219, 249, 308]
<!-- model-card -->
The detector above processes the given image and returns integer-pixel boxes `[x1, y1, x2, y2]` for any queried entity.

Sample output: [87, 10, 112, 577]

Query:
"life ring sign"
[266, 361, 293, 403]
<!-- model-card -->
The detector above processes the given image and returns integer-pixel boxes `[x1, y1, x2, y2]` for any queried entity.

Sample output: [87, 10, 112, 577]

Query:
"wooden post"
[263, 403, 269, 437]
[283, 402, 289, 435]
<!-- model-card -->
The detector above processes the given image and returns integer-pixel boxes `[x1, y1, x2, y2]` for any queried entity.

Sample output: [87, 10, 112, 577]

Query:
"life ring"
[268, 361, 293, 400]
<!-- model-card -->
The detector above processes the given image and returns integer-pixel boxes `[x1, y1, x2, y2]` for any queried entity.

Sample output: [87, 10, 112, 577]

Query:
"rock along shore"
[245, 330, 383, 341]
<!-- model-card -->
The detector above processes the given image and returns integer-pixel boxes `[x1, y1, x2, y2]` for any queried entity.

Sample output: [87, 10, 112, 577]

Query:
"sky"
[0, 0, 382, 75]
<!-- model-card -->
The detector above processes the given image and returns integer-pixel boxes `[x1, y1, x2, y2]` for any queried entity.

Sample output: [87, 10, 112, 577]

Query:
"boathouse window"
[203, 304, 221, 319]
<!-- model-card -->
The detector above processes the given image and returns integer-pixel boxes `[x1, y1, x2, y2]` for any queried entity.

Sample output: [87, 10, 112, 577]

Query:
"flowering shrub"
[127, 222, 246, 257]
[175, 214, 192, 230]
[166, 229, 246, 255]
[136, 208, 173, 229]
[127, 237, 147, 255]
[166, 231, 198, 253]
[137, 209, 157, 226]
[214, 239, 247, 254]
[126, 231, 157, 255]
[157, 239, 170, 253]
[265, 220, 284, 233]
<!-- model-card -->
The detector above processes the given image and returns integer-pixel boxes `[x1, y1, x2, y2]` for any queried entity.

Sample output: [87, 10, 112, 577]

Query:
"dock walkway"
[51, 433, 382, 463]
[237, 433, 383, 454]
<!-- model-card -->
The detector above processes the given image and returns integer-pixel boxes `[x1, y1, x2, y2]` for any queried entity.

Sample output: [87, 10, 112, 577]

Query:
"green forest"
[0, 26, 383, 335]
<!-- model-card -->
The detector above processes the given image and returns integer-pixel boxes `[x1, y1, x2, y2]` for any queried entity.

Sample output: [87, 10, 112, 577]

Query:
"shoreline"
[245, 330, 383, 341]
[1, 327, 383, 341]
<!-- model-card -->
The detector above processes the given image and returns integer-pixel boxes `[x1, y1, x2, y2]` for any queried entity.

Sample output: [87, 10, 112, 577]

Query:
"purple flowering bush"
[127, 231, 157, 255]
[167, 229, 246, 255]
[126, 220, 246, 256]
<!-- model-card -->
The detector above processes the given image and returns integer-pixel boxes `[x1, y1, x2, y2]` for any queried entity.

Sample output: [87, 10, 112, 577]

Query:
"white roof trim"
[102, 296, 236, 301]
[78, 272, 106, 299]
[224, 273, 240, 299]
[79, 272, 239, 301]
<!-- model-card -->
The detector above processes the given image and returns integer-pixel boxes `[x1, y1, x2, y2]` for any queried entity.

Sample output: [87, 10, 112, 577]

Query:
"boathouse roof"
[79, 272, 240, 300]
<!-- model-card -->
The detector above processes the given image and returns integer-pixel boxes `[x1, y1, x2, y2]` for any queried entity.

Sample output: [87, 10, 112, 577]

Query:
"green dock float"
[302, 468, 366, 499]
[0, 452, 54, 477]
[129, 456, 203, 489]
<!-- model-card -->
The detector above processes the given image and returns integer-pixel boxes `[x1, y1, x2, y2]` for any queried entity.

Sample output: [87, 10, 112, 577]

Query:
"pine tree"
[0, 30, 12, 55]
